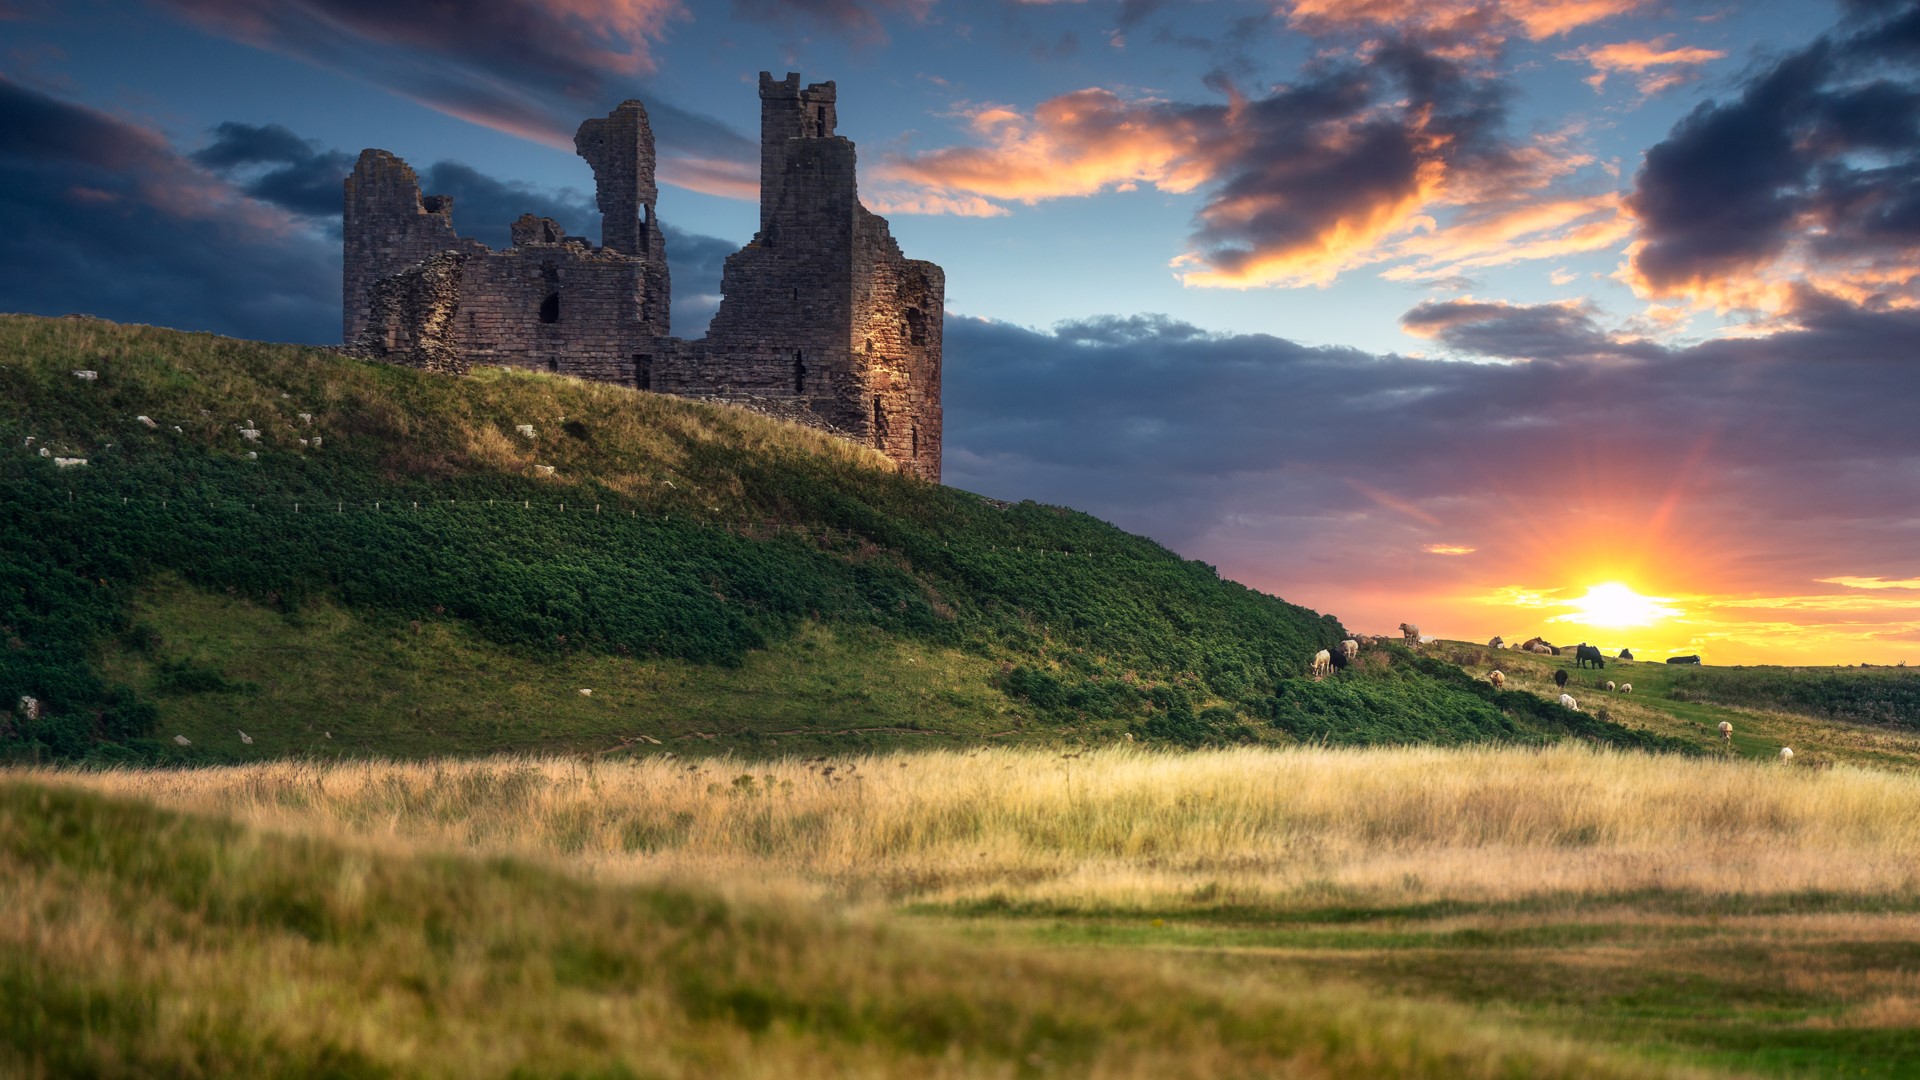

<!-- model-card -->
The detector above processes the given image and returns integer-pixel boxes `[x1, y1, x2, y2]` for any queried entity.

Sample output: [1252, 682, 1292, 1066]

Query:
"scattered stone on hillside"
[136, 415, 157, 428]
[72, 370, 98, 381]
[173, 735, 191, 746]
[299, 438, 310, 447]
[534, 464, 555, 476]
[37, 447, 50, 458]
[299, 413, 313, 425]
[238, 427, 261, 441]
[16, 696, 38, 721]
[172, 425, 183, 433]
[53, 457, 87, 468]
[246, 452, 258, 460]
[22, 437, 33, 448]
[578, 688, 593, 697]
[310, 437, 322, 449]
[515, 424, 536, 438]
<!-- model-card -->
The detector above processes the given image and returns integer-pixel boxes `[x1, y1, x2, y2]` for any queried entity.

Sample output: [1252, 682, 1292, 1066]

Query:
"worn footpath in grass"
[0, 777, 1708, 1079]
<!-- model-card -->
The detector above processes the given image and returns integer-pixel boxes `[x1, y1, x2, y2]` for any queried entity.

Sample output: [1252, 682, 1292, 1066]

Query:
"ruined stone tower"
[342, 75, 943, 480]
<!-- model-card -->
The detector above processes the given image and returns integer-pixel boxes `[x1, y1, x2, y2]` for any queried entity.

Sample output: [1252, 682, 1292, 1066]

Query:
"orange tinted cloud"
[1565, 36, 1726, 93]
[1425, 543, 1477, 555]
[1283, 0, 1651, 45]
[883, 55, 1617, 288]
[876, 90, 1222, 203]
[1383, 192, 1631, 281]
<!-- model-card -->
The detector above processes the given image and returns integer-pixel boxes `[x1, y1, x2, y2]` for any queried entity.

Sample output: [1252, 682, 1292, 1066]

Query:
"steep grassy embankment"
[0, 315, 1677, 761]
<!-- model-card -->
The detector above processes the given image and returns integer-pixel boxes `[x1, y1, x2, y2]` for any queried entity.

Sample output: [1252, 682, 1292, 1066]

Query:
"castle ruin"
[342, 73, 943, 480]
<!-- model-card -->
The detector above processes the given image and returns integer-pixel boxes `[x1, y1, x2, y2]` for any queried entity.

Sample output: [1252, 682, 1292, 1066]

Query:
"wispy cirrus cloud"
[143, 0, 759, 198]
[1562, 36, 1726, 96]
[1280, 0, 1654, 51]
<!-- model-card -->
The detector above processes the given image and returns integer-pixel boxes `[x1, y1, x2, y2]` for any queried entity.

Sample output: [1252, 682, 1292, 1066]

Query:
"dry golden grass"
[34, 744, 1920, 912]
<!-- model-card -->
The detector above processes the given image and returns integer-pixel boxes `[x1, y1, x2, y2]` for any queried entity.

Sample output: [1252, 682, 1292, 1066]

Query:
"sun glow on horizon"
[1560, 582, 1682, 628]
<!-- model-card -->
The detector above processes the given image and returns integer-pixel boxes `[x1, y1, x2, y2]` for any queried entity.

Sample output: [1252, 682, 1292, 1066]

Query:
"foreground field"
[19, 745, 1920, 1076]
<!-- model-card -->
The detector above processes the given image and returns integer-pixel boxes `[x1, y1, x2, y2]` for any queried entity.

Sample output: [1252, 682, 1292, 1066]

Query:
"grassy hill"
[0, 314, 1676, 762]
[1428, 640, 1920, 770]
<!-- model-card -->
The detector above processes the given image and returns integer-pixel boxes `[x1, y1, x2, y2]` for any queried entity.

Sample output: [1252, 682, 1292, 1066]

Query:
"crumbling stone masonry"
[343, 73, 943, 480]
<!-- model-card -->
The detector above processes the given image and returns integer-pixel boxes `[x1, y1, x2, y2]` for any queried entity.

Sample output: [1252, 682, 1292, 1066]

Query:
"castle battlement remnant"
[343, 73, 943, 480]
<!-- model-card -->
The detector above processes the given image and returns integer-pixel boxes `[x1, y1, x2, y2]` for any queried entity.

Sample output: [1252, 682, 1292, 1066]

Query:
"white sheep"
[1311, 649, 1332, 677]
[1620, 683, 1632, 694]
[1489, 670, 1505, 689]
[1341, 639, 1359, 660]
[578, 688, 594, 697]
[1531, 643, 1553, 655]
[1558, 693, 1579, 711]
[1606, 680, 1617, 692]
[1779, 747, 1794, 763]
[173, 734, 191, 746]
[237, 730, 253, 745]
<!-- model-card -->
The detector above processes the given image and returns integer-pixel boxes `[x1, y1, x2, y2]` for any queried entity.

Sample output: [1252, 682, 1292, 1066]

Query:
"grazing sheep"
[1554, 669, 1569, 690]
[1311, 649, 1332, 677]
[578, 688, 594, 697]
[1620, 683, 1632, 694]
[1341, 639, 1359, 660]
[1489, 670, 1505, 689]
[1605, 680, 1617, 692]
[1399, 622, 1421, 646]
[1559, 693, 1579, 711]
[1779, 747, 1794, 763]
[1531, 643, 1554, 655]
[237, 730, 252, 745]
[173, 735, 191, 746]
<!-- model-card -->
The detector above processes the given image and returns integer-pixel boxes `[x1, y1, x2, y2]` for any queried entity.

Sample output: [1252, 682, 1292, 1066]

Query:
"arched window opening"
[539, 293, 560, 323]
[547, 357, 559, 373]
[793, 351, 807, 395]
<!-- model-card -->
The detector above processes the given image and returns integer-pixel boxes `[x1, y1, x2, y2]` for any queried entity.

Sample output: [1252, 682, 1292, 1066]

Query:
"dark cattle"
[1329, 646, 1350, 671]
[1575, 644, 1606, 669]
[1618, 648, 1634, 661]
[1554, 669, 1569, 690]
[1665, 654, 1701, 665]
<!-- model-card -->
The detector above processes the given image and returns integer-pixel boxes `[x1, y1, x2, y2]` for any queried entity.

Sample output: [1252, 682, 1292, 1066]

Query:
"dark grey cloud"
[1628, 1, 1920, 299]
[0, 83, 740, 347]
[942, 302, 1920, 597]
[192, 122, 356, 220]
[0, 76, 339, 343]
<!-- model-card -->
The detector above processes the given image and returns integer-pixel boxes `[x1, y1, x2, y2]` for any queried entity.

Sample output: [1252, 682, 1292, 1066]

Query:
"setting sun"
[1564, 583, 1682, 628]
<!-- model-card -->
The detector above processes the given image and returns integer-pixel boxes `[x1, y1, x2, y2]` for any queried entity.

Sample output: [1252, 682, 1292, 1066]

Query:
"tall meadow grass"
[36, 744, 1920, 911]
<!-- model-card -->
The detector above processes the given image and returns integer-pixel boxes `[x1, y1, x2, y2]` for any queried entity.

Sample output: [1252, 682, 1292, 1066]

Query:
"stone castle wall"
[341, 75, 942, 480]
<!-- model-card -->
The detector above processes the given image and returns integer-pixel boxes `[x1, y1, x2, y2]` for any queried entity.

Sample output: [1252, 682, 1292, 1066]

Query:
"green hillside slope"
[0, 315, 1678, 761]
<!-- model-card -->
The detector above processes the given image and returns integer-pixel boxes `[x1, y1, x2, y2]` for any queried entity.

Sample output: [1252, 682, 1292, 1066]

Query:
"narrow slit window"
[793, 351, 807, 394]
[872, 396, 885, 448]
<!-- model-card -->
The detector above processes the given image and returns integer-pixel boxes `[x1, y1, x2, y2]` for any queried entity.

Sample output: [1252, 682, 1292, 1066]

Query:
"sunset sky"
[4, 0, 1918, 664]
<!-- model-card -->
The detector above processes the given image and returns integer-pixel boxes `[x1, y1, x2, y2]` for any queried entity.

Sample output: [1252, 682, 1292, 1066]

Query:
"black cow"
[1329, 645, 1350, 671]
[1575, 644, 1606, 669]
[1665, 654, 1701, 665]
[1618, 648, 1634, 661]
[1554, 669, 1569, 690]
